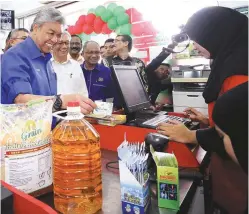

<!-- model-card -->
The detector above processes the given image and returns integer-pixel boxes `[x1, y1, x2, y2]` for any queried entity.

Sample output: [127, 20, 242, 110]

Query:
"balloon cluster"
[67, 3, 133, 36]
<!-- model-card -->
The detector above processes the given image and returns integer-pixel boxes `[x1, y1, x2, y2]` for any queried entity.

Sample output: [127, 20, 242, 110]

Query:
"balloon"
[102, 23, 112, 34]
[74, 25, 83, 34]
[113, 6, 125, 17]
[116, 13, 129, 26]
[95, 5, 106, 17]
[85, 13, 96, 25]
[88, 8, 95, 14]
[119, 23, 131, 35]
[101, 9, 113, 22]
[82, 25, 94, 35]
[125, 8, 132, 23]
[115, 26, 121, 35]
[107, 17, 118, 30]
[107, 3, 117, 12]
[67, 26, 74, 35]
[94, 17, 105, 34]
[78, 33, 91, 41]
[77, 15, 86, 26]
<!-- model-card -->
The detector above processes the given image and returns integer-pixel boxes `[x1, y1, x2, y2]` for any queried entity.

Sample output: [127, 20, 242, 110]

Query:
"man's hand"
[156, 120, 197, 144]
[60, 94, 97, 115]
[184, 107, 209, 125]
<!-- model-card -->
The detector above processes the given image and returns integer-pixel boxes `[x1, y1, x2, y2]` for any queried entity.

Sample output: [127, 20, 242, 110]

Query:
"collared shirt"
[81, 63, 116, 103]
[69, 54, 84, 65]
[51, 58, 88, 97]
[1, 37, 57, 104]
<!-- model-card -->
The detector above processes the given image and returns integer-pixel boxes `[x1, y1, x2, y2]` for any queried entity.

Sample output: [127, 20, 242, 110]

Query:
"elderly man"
[51, 31, 88, 97]
[3, 28, 29, 52]
[81, 41, 119, 106]
[69, 34, 84, 64]
[1, 8, 96, 116]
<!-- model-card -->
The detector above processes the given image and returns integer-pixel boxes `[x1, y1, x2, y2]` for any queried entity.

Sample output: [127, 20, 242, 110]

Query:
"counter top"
[171, 78, 208, 83]
[37, 148, 207, 214]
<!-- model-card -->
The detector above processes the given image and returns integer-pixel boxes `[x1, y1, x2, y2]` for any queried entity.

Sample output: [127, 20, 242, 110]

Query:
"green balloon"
[107, 17, 118, 30]
[107, 3, 117, 12]
[88, 8, 95, 14]
[101, 9, 113, 22]
[115, 26, 122, 35]
[78, 33, 90, 41]
[95, 5, 106, 17]
[117, 13, 129, 26]
[113, 6, 125, 17]
[119, 23, 131, 35]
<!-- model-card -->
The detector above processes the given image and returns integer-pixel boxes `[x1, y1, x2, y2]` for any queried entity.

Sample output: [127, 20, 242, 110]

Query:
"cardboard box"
[151, 145, 179, 210]
[119, 160, 150, 214]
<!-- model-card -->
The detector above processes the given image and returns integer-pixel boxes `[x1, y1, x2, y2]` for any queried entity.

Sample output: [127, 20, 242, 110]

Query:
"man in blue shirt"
[81, 41, 119, 106]
[1, 8, 96, 114]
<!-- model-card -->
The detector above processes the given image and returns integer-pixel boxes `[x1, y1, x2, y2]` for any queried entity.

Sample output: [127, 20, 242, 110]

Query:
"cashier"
[157, 6, 248, 213]
[1, 8, 96, 115]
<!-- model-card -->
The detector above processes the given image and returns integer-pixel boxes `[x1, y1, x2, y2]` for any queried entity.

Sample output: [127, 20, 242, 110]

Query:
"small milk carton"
[150, 145, 179, 210]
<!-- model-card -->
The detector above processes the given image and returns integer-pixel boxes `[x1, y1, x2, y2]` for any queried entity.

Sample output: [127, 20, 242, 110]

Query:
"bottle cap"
[67, 101, 80, 107]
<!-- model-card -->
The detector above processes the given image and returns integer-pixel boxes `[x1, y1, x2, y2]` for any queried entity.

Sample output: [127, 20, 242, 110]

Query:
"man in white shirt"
[51, 31, 88, 97]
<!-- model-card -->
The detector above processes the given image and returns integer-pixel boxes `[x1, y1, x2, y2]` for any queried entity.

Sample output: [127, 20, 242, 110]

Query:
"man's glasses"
[57, 41, 70, 46]
[12, 36, 28, 41]
[85, 51, 100, 55]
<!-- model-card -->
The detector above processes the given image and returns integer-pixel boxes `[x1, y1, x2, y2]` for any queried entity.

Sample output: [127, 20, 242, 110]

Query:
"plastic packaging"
[0, 99, 53, 196]
[52, 101, 102, 214]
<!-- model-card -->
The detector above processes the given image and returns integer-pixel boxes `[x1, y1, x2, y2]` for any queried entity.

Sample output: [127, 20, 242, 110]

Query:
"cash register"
[110, 65, 191, 129]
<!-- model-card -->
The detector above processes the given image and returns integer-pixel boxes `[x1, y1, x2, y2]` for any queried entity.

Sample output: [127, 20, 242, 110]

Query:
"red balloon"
[102, 23, 112, 34]
[85, 13, 96, 26]
[94, 17, 105, 34]
[83, 25, 94, 35]
[78, 15, 86, 26]
[74, 25, 83, 34]
[125, 8, 132, 23]
[132, 9, 143, 23]
[67, 26, 74, 35]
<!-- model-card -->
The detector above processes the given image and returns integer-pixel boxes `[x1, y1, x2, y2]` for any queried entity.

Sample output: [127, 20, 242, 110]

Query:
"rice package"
[0, 99, 53, 194]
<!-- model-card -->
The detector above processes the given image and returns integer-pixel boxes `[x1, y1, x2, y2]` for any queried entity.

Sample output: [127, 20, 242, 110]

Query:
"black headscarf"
[183, 6, 248, 103]
[212, 82, 248, 174]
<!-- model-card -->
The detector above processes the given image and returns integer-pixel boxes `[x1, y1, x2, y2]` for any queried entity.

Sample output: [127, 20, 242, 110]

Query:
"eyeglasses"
[85, 51, 100, 55]
[114, 39, 123, 43]
[57, 41, 70, 46]
[12, 36, 28, 41]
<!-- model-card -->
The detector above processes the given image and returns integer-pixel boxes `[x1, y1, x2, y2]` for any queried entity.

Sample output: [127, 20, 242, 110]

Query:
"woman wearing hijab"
[213, 82, 248, 175]
[157, 6, 248, 213]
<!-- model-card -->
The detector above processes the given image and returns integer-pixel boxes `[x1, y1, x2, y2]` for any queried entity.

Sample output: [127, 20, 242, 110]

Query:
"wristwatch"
[53, 94, 62, 111]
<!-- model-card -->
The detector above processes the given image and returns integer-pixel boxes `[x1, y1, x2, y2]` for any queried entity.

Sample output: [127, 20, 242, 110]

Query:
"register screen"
[116, 68, 149, 107]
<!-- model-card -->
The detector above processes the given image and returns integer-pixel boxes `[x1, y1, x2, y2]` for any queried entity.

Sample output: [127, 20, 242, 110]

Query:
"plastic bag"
[0, 99, 53, 194]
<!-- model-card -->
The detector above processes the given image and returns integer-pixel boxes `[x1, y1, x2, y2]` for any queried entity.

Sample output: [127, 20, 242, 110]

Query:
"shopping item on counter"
[0, 99, 53, 195]
[150, 145, 179, 210]
[118, 136, 150, 214]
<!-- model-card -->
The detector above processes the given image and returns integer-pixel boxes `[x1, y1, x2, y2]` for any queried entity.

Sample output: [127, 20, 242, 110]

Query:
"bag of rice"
[0, 99, 53, 196]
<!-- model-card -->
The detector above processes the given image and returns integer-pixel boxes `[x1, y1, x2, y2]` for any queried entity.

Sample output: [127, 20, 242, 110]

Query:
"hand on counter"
[61, 94, 97, 115]
[184, 107, 209, 126]
[156, 120, 198, 144]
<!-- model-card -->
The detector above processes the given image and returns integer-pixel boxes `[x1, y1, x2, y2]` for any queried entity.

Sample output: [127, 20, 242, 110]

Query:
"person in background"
[3, 28, 29, 52]
[157, 7, 248, 214]
[100, 45, 106, 59]
[102, 38, 115, 66]
[147, 63, 173, 106]
[69, 34, 84, 64]
[1, 8, 96, 117]
[81, 41, 117, 105]
[51, 31, 88, 97]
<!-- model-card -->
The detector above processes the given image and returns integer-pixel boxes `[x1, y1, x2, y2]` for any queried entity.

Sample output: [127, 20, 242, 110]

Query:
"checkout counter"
[171, 65, 211, 116]
[1, 65, 209, 214]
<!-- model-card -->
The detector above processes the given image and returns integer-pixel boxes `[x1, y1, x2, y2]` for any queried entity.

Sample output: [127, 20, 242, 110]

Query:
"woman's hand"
[184, 107, 209, 125]
[157, 120, 198, 144]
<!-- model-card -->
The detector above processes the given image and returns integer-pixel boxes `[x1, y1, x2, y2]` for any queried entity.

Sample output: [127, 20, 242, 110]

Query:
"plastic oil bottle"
[52, 101, 102, 214]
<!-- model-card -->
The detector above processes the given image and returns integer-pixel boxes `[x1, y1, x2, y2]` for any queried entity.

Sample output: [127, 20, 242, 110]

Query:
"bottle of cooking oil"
[52, 101, 102, 214]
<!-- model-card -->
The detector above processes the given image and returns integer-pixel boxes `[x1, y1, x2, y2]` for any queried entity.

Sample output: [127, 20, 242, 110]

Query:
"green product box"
[150, 145, 179, 211]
